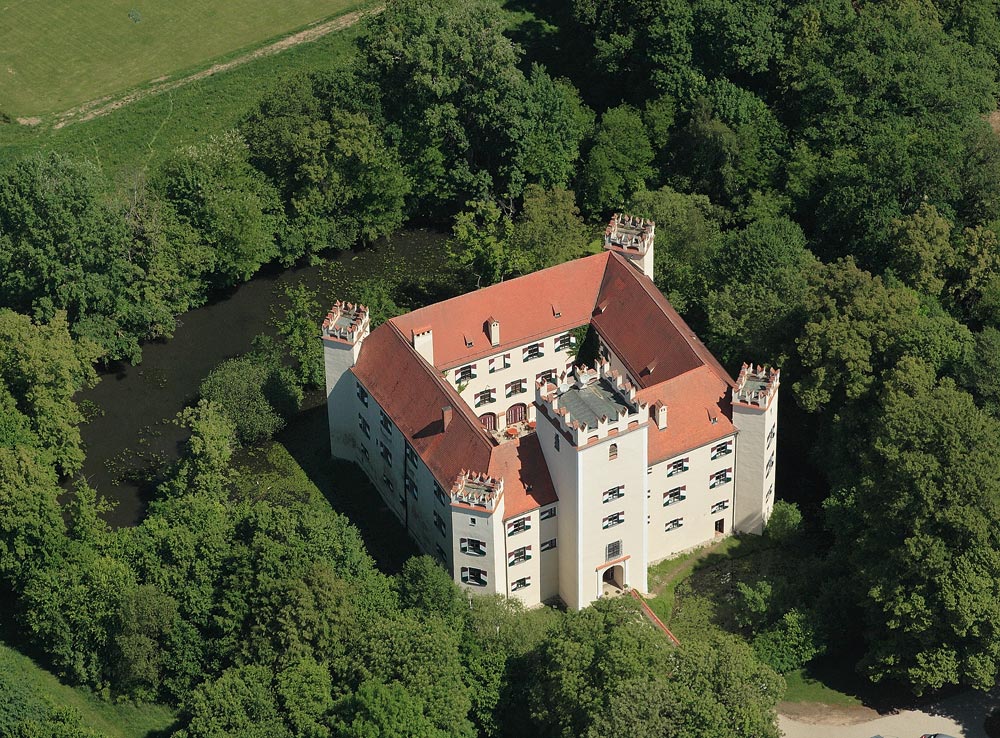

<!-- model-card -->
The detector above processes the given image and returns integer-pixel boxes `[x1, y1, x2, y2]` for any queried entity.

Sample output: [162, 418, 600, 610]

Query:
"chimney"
[411, 326, 434, 365]
[486, 317, 500, 347]
[654, 400, 668, 430]
[442, 405, 453, 430]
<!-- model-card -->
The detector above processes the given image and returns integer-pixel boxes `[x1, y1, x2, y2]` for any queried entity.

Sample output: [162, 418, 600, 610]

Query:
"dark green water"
[73, 229, 450, 527]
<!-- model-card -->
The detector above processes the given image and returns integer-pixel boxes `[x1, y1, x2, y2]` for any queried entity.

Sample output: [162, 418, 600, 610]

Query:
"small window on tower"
[609, 443, 618, 461]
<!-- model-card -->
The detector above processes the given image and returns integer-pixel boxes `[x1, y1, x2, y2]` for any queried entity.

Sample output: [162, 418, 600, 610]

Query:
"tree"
[450, 200, 528, 287]
[823, 359, 1000, 692]
[516, 66, 595, 190]
[333, 680, 444, 738]
[198, 353, 302, 445]
[0, 310, 99, 475]
[174, 665, 292, 738]
[579, 105, 655, 215]
[512, 186, 591, 270]
[397, 556, 466, 625]
[887, 203, 956, 296]
[357, 0, 528, 208]
[158, 131, 283, 286]
[273, 283, 325, 389]
[164, 400, 238, 498]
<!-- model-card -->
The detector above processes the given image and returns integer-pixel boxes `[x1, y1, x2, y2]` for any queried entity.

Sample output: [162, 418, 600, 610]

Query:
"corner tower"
[321, 301, 370, 459]
[732, 363, 780, 534]
[604, 213, 655, 278]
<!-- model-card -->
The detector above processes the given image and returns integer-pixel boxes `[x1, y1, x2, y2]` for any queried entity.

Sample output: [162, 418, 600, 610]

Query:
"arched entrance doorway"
[506, 403, 527, 426]
[601, 564, 624, 594]
[479, 413, 497, 431]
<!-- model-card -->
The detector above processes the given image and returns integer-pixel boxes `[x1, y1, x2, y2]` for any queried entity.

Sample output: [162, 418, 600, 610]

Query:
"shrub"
[751, 609, 824, 673]
[765, 500, 802, 545]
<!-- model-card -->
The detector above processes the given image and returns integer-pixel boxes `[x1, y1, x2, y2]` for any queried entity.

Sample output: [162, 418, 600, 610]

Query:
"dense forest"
[3, 0, 1000, 734]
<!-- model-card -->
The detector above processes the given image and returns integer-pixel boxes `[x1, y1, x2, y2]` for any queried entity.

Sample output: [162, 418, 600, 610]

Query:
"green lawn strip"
[0, 0, 363, 118]
[0, 22, 362, 176]
[644, 536, 745, 623]
[782, 667, 863, 707]
[0, 642, 175, 737]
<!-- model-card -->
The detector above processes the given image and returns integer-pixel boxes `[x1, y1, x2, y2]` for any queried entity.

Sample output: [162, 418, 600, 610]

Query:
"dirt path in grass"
[46, 6, 381, 130]
[645, 539, 736, 598]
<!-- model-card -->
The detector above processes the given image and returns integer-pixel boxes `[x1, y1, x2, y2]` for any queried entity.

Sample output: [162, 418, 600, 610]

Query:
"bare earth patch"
[16, 116, 41, 125]
[49, 6, 380, 129]
[989, 110, 1000, 136]
[778, 701, 878, 725]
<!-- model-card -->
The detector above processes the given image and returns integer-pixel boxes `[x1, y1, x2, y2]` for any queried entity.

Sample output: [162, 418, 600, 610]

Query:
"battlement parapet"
[451, 470, 504, 510]
[322, 301, 370, 345]
[733, 363, 780, 409]
[536, 360, 647, 445]
[604, 213, 655, 255]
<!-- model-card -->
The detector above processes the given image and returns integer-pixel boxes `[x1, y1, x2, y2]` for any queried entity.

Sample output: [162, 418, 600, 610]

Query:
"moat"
[72, 229, 449, 527]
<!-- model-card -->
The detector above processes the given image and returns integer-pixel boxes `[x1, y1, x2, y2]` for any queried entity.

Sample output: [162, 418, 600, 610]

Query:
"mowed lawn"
[0, 0, 362, 117]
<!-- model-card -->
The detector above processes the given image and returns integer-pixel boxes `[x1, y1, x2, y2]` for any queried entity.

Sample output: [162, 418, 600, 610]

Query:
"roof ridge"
[605, 252, 736, 388]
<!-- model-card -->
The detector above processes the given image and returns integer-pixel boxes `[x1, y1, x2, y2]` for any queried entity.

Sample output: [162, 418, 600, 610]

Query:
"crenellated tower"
[603, 213, 655, 278]
[536, 361, 650, 609]
[322, 301, 371, 459]
[731, 363, 780, 534]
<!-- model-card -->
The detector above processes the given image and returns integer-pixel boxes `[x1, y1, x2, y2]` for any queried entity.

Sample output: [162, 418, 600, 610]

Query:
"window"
[665, 518, 683, 532]
[540, 506, 557, 520]
[554, 433, 560, 451]
[609, 443, 618, 461]
[506, 379, 527, 397]
[360, 445, 370, 460]
[541, 538, 557, 552]
[435, 544, 447, 562]
[404, 443, 417, 466]
[358, 414, 370, 438]
[508, 546, 532, 566]
[537, 369, 556, 383]
[380, 410, 392, 433]
[489, 354, 511, 373]
[663, 486, 686, 506]
[602, 511, 624, 529]
[711, 440, 734, 459]
[554, 332, 575, 352]
[766, 452, 775, 477]
[460, 538, 487, 556]
[767, 422, 777, 448]
[379, 440, 392, 466]
[711, 500, 730, 514]
[766, 484, 774, 501]
[606, 540, 622, 560]
[456, 364, 477, 382]
[461, 567, 487, 587]
[667, 458, 689, 476]
[356, 383, 368, 406]
[511, 576, 531, 591]
[469, 516, 477, 526]
[603, 485, 625, 503]
[433, 511, 446, 536]
[647, 466, 653, 475]
[382, 474, 393, 492]
[507, 516, 531, 536]
[434, 483, 448, 506]
[523, 343, 544, 361]
[404, 477, 418, 499]
[709, 468, 733, 489]
[475, 388, 497, 407]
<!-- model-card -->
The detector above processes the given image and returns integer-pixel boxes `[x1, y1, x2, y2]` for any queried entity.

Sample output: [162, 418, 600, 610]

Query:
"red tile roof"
[637, 366, 736, 463]
[390, 252, 611, 370]
[351, 322, 557, 516]
[593, 254, 735, 390]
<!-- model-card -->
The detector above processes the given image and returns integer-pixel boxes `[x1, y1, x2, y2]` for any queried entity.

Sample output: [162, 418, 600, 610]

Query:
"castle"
[322, 214, 779, 610]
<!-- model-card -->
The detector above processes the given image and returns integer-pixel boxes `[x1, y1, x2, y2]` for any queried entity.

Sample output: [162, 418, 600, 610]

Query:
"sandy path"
[47, 6, 380, 129]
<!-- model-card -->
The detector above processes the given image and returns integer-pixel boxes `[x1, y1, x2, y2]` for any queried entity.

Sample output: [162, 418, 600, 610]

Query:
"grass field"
[0, 0, 363, 119]
[0, 641, 176, 737]
[0, 19, 363, 176]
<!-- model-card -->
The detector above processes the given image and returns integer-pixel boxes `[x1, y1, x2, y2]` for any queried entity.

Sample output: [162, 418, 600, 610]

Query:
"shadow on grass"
[276, 400, 417, 575]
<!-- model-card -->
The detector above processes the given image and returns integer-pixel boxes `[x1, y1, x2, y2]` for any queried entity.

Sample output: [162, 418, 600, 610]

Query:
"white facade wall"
[324, 337, 366, 459]
[732, 391, 779, 534]
[451, 503, 505, 596]
[444, 331, 579, 426]
[646, 434, 737, 563]
[577, 428, 649, 604]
